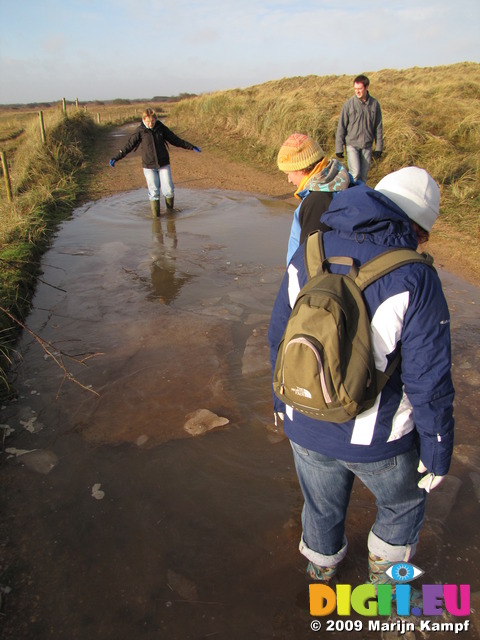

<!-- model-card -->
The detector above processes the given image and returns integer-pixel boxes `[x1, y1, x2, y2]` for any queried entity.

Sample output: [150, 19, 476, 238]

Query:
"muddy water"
[1, 188, 479, 640]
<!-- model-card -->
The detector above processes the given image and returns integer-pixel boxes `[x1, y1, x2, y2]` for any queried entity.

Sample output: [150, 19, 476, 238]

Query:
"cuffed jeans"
[143, 165, 174, 200]
[346, 145, 372, 183]
[290, 442, 426, 568]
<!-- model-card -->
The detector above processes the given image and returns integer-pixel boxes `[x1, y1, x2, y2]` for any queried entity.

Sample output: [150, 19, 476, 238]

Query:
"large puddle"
[1, 187, 479, 639]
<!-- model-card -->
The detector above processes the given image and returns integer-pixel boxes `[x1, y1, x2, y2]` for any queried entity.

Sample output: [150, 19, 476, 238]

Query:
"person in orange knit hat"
[277, 133, 354, 264]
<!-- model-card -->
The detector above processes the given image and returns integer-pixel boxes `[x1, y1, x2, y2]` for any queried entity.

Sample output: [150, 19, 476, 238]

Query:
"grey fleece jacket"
[335, 93, 383, 154]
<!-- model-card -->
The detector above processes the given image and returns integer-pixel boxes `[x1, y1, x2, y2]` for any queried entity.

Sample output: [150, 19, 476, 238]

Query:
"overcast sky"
[1, 0, 478, 104]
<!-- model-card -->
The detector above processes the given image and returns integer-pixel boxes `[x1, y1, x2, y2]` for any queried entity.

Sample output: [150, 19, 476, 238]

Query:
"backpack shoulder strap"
[305, 231, 326, 279]
[305, 231, 355, 279]
[355, 249, 434, 291]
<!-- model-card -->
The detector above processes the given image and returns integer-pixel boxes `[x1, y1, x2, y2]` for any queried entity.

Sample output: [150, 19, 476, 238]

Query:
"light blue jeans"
[290, 442, 426, 568]
[143, 165, 174, 200]
[346, 145, 372, 183]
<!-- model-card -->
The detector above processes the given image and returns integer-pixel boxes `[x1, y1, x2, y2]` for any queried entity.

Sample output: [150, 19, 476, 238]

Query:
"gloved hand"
[336, 152, 344, 159]
[373, 151, 382, 159]
[193, 146, 201, 153]
[109, 159, 116, 167]
[274, 412, 284, 428]
[417, 460, 445, 493]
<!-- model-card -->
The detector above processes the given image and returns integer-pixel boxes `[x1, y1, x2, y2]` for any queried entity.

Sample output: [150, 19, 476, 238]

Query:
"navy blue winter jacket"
[268, 185, 454, 476]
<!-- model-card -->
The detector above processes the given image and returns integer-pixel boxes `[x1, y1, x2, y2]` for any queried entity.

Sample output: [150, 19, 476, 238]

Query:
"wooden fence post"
[1, 150, 13, 202]
[96, 113, 101, 124]
[62, 98, 66, 114]
[39, 111, 46, 144]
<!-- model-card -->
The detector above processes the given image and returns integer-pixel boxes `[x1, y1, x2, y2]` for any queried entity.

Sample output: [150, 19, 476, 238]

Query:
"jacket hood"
[295, 158, 351, 200]
[321, 185, 418, 249]
[304, 158, 351, 193]
[141, 119, 161, 131]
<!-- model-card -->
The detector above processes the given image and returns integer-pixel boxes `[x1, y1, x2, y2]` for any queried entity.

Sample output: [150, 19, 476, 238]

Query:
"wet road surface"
[1, 187, 479, 639]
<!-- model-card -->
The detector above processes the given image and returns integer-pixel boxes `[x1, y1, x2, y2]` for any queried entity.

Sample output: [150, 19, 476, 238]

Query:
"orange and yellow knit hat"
[277, 133, 325, 172]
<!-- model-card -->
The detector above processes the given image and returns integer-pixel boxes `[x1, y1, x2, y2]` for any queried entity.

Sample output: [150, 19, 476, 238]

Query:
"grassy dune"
[167, 61, 479, 241]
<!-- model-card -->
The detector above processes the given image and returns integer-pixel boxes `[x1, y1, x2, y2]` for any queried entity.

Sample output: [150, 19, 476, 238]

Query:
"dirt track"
[87, 123, 477, 285]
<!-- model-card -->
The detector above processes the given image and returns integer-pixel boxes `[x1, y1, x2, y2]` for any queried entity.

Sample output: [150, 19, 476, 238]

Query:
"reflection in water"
[149, 215, 192, 303]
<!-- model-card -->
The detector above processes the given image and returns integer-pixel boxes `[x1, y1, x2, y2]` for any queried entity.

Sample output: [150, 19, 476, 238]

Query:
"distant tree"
[151, 93, 198, 103]
[178, 93, 197, 100]
[25, 102, 52, 109]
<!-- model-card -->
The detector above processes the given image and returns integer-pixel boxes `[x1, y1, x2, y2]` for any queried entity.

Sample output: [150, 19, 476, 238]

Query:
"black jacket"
[298, 191, 334, 245]
[114, 120, 195, 168]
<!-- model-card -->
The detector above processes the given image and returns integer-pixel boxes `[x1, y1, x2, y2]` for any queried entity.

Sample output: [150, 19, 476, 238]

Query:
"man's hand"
[336, 152, 344, 159]
[417, 460, 445, 493]
[373, 151, 382, 160]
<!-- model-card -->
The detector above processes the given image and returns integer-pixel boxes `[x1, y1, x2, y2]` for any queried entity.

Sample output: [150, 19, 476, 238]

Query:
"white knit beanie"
[375, 167, 440, 232]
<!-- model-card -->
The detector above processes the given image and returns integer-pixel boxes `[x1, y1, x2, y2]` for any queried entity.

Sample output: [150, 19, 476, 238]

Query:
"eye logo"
[385, 562, 424, 583]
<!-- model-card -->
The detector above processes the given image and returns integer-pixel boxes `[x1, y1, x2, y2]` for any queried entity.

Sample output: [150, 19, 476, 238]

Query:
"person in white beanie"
[268, 167, 454, 595]
[375, 166, 440, 244]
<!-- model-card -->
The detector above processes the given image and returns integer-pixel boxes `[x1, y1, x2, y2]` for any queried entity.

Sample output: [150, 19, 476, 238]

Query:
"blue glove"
[193, 146, 201, 153]
[109, 159, 116, 167]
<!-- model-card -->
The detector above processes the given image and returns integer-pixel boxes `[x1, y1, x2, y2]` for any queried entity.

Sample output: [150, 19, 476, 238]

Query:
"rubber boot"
[368, 553, 396, 588]
[150, 199, 160, 217]
[368, 552, 422, 594]
[368, 552, 424, 599]
[368, 553, 422, 640]
[165, 196, 174, 211]
[307, 561, 338, 583]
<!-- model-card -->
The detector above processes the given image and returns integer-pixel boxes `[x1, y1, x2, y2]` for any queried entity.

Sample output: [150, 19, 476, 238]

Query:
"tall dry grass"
[167, 62, 480, 237]
[0, 109, 96, 394]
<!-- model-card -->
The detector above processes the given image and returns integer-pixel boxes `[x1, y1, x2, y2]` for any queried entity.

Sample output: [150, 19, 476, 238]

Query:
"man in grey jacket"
[335, 74, 383, 184]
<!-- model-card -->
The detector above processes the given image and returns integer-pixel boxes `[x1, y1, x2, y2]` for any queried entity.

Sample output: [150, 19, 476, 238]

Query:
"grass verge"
[0, 111, 98, 398]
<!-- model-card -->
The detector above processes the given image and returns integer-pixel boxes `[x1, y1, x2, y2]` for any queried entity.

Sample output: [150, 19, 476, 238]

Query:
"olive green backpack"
[273, 231, 434, 423]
